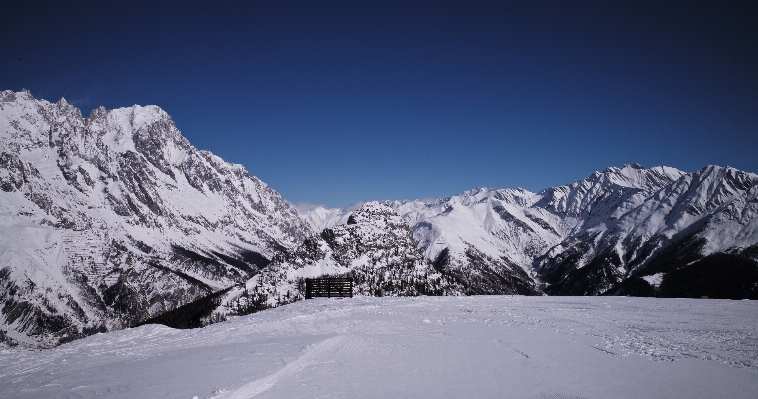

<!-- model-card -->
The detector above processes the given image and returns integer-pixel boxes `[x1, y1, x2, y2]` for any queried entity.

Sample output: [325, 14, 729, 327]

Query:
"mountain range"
[1, 90, 756, 348]
[301, 164, 757, 300]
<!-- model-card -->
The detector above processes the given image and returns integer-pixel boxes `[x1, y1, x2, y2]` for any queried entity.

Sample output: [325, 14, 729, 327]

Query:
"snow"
[642, 273, 664, 287]
[300, 206, 351, 232]
[1, 296, 756, 399]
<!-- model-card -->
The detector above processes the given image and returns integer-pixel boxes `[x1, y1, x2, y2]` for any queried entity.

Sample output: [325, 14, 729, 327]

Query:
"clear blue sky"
[2, 1, 756, 209]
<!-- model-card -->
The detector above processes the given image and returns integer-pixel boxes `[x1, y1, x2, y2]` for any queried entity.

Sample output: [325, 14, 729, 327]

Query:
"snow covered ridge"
[0, 90, 312, 348]
[305, 164, 758, 299]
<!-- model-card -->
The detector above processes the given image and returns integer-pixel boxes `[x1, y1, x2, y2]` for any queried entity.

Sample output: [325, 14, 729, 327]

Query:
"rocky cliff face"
[0, 90, 312, 347]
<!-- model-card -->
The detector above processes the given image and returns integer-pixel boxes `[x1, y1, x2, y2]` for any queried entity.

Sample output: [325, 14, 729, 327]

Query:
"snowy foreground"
[1, 297, 756, 399]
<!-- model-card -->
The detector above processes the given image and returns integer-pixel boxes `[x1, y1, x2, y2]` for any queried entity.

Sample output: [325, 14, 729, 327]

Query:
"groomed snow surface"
[1, 297, 756, 399]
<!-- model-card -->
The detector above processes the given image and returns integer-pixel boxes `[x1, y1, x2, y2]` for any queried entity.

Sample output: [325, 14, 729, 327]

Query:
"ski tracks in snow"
[214, 334, 411, 398]
[3, 296, 758, 399]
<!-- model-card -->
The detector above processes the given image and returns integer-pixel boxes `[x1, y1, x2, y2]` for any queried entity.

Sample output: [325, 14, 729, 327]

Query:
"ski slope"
[1, 296, 756, 399]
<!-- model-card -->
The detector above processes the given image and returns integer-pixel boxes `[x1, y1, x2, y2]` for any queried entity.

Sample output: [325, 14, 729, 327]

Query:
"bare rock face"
[0, 90, 312, 348]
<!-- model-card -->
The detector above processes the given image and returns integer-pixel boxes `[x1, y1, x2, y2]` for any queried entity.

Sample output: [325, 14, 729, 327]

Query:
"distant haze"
[2, 1, 756, 208]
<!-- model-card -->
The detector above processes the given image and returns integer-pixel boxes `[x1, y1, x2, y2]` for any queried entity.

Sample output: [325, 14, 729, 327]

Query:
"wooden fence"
[305, 278, 353, 299]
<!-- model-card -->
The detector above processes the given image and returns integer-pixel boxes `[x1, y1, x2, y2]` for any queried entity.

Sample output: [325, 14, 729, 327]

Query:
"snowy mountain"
[218, 202, 492, 316]
[0, 90, 312, 347]
[300, 205, 352, 232]
[305, 164, 758, 299]
[538, 165, 758, 296]
[2, 89, 756, 348]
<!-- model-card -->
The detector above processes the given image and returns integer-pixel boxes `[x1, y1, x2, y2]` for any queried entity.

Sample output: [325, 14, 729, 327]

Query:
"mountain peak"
[0, 89, 34, 103]
[0, 90, 313, 347]
[346, 202, 403, 230]
[624, 163, 645, 170]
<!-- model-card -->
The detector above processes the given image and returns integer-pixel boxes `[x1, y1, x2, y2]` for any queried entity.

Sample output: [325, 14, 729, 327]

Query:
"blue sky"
[2, 1, 756, 209]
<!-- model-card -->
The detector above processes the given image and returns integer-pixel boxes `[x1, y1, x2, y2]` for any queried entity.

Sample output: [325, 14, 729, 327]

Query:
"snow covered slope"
[1, 296, 756, 399]
[299, 205, 352, 232]
[304, 164, 758, 298]
[0, 90, 312, 348]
